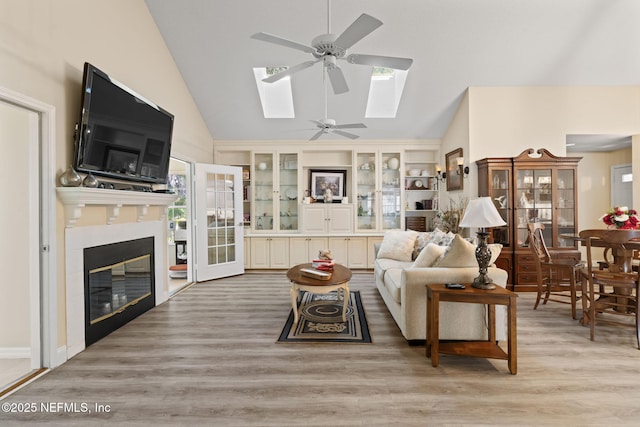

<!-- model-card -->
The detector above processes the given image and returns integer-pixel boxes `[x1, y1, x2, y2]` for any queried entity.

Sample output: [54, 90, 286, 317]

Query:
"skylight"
[365, 67, 409, 118]
[252, 67, 295, 118]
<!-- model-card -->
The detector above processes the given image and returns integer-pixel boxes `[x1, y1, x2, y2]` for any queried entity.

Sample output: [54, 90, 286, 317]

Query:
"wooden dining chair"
[528, 223, 584, 319]
[579, 229, 640, 349]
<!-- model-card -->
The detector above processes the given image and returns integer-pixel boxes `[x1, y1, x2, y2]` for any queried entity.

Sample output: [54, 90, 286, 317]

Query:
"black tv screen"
[74, 62, 174, 185]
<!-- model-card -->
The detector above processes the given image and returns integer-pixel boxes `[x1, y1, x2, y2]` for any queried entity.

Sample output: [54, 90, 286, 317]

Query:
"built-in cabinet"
[301, 204, 353, 234]
[252, 152, 299, 233]
[249, 236, 289, 269]
[214, 141, 441, 270]
[354, 150, 403, 232]
[403, 150, 440, 232]
[289, 236, 329, 266]
[477, 148, 582, 291]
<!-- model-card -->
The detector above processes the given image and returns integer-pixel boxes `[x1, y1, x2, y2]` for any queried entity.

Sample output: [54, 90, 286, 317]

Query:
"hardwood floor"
[1, 271, 640, 426]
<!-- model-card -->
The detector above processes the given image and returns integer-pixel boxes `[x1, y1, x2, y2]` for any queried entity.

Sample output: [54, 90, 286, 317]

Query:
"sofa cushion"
[383, 268, 403, 303]
[434, 234, 503, 268]
[411, 243, 447, 268]
[412, 229, 455, 259]
[377, 230, 418, 262]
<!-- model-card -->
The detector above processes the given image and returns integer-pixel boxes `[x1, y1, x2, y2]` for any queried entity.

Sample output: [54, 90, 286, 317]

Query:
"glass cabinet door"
[516, 168, 552, 247]
[253, 153, 274, 231]
[381, 152, 401, 230]
[490, 168, 511, 247]
[356, 152, 377, 231]
[278, 153, 298, 231]
[556, 168, 576, 247]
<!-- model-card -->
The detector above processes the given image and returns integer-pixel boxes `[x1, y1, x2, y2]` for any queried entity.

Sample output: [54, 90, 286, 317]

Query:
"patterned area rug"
[278, 290, 372, 343]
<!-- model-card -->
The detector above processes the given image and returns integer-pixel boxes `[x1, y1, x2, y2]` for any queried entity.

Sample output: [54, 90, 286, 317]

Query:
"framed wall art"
[309, 169, 346, 201]
[445, 148, 463, 191]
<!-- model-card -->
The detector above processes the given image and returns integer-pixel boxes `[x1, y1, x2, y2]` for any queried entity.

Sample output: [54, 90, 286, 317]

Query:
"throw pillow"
[488, 243, 503, 265]
[433, 235, 504, 268]
[377, 230, 418, 262]
[434, 234, 477, 267]
[411, 243, 447, 268]
[413, 231, 435, 259]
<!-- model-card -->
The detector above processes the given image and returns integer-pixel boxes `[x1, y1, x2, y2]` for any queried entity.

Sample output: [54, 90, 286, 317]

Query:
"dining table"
[560, 231, 640, 314]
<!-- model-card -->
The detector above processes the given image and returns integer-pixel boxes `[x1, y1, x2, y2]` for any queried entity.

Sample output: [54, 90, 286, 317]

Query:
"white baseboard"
[54, 345, 68, 368]
[0, 347, 30, 359]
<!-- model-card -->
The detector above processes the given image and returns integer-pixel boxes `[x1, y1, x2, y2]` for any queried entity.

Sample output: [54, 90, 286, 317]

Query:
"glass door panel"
[253, 153, 274, 231]
[382, 152, 401, 230]
[356, 152, 376, 230]
[490, 169, 511, 247]
[557, 168, 576, 246]
[279, 153, 298, 231]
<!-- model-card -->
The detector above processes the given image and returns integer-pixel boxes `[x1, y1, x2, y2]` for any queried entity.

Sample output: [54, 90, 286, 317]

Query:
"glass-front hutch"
[477, 149, 581, 290]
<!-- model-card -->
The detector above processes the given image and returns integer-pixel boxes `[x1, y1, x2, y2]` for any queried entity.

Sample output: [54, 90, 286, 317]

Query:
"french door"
[194, 164, 244, 281]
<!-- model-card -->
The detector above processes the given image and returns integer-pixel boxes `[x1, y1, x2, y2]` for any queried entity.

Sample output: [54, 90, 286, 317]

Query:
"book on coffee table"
[300, 268, 332, 280]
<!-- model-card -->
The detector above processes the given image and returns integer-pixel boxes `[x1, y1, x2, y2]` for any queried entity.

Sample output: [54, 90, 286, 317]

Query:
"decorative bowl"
[408, 169, 421, 177]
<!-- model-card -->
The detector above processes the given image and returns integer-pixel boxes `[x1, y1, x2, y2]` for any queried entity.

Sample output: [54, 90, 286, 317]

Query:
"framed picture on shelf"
[309, 169, 346, 201]
[445, 148, 463, 191]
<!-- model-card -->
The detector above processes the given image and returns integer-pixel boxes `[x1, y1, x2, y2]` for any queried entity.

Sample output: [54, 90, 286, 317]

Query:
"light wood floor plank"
[1, 271, 640, 426]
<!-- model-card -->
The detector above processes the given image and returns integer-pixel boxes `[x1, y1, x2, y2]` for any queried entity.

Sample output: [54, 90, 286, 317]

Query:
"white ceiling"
[145, 0, 640, 149]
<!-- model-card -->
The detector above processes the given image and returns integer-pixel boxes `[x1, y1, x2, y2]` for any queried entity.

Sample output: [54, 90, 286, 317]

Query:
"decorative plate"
[285, 188, 297, 200]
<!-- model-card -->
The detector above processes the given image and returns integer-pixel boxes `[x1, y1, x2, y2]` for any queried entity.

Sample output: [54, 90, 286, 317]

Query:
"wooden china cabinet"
[477, 149, 582, 291]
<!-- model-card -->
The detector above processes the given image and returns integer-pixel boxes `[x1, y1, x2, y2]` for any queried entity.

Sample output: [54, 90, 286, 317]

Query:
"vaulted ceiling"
[145, 0, 640, 149]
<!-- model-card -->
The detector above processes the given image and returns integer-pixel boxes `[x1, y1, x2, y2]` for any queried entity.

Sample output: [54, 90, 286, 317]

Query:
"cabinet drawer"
[517, 273, 538, 284]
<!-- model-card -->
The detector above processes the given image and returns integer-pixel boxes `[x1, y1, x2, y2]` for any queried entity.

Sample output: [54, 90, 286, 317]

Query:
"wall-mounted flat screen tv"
[74, 62, 174, 185]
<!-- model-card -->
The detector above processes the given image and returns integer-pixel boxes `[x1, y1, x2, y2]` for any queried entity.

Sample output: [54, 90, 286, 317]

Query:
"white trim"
[0, 86, 57, 369]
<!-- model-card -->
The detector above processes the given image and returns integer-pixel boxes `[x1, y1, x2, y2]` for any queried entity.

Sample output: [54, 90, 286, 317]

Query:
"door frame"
[0, 86, 58, 368]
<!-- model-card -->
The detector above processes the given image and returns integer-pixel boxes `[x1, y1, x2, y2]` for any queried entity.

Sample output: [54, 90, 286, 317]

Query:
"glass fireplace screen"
[88, 254, 152, 325]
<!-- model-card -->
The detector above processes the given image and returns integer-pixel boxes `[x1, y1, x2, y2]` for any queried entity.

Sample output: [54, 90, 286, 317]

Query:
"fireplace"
[65, 221, 167, 359]
[84, 237, 155, 346]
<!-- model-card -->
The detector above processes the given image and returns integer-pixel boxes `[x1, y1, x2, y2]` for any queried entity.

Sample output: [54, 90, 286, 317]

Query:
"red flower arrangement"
[600, 206, 639, 230]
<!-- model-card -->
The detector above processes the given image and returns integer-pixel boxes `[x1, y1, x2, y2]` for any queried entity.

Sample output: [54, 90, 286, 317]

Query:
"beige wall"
[0, 0, 214, 351]
[459, 86, 640, 234]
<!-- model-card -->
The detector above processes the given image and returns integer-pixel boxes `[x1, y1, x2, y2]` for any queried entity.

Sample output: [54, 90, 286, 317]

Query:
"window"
[365, 67, 409, 118]
[253, 67, 295, 118]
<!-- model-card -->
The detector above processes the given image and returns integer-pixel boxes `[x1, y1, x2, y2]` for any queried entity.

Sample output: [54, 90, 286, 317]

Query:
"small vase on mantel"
[82, 173, 99, 188]
[59, 165, 82, 187]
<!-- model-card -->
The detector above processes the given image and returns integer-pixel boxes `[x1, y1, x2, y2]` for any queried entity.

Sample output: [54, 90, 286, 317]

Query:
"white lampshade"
[459, 197, 507, 229]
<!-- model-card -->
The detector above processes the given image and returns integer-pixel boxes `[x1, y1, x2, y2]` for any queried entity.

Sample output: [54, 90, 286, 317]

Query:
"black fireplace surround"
[84, 237, 155, 346]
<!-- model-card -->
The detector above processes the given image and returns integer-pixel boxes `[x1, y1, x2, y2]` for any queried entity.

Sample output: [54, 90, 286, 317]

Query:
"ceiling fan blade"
[310, 120, 325, 128]
[334, 123, 367, 129]
[262, 60, 318, 83]
[334, 14, 383, 49]
[333, 129, 360, 139]
[347, 54, 413, 70]
[250, 32, 315, 54]
[327, 66, 349, 94]
[309, 130, 325, 141]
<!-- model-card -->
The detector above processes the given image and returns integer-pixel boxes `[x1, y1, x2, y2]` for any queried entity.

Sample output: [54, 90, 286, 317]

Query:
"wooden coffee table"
[287, 263, 352, 324]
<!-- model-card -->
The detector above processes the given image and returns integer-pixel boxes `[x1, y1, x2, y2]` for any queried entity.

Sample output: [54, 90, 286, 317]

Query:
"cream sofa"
[374, 230, 508, 342]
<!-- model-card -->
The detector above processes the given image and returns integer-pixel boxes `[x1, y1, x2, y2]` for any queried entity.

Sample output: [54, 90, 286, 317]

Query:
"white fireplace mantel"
[57, 187, 178, 227]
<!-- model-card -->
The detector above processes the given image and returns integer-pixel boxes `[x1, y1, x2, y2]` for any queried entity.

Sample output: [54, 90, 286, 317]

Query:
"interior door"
[0, 99, 40, 387]
[194, 164, 244, 281]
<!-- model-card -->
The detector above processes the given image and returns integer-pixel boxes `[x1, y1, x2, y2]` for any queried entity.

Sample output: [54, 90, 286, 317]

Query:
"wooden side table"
[426, 283, 518, 375]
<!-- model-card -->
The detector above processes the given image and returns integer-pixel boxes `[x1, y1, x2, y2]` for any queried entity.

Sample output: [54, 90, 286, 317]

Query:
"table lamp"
[458, 197, 507, 290]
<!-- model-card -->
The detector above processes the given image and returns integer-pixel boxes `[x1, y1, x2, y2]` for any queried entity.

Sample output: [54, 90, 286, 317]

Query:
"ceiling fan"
[308, 66, 366, 141]
[251, 0, 413, 95]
